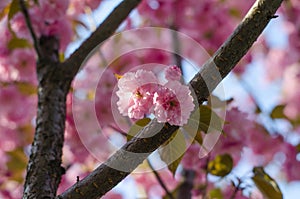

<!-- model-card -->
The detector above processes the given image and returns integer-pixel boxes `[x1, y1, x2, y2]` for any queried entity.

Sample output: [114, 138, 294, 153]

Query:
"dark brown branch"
[62, 0, 142, 81]
[23, 36, 69, 198]
[18, 0, 41, 58]
[22, 0, 142, 198]
[58, 0, 283, 198]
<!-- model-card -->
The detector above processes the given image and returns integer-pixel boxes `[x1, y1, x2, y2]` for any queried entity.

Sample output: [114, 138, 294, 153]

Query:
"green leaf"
[296, 143, 300, 153]
[127, 118, 151, 141]
[207, 95, 230, 108]
[193, 131, 203, 145]
[6, 148, 28, 182]
[159, 129, 186, 176]
[207, 154, 233, 177]
[255, 105, 262, 114]
[208, 188, 223, 199]
[7, 37, 31, 50]
[229, 8, 241, 18]
[270, 105, 286, 119]
[59, 52, 65, 62]
[16, 82, 37, 95]
[252, 167, 283, 199]
[291, 117, 300, 128]
[182, 107, 202, 145]
[18, 124, 34, 144]
[182, 105, 225, 146]
[8, 0, 20, 20]
[199, 105, 225, 134]
[183, 105, 225, 134]
[0, 2, 10, 21]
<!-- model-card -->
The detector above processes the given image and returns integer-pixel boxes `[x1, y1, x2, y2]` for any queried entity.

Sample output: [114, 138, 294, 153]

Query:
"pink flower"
[9, 49, 37, 83]
[116, 70, 158, 119]
[134, 169, 177, 198]
[282, 63, 300, 119]
[0, 0, 9, 11]
[0, 19, 11, 58]
[10, 6, 72, 51]
[116, 68, 194, 125]
[39, 0, 69, 23]
[102, 192, 123, 199]
[68, 0, 102, 15]
[153, 81, 194, 126]
[42, 18, 73, 51]
[85, 0, 102, 10]
[282, 143, 300, 181]
[0, 85, 37, 125]
[211, 108, 249, 165]
[127, 84, 157, 119]
[165, 65, 182, 81]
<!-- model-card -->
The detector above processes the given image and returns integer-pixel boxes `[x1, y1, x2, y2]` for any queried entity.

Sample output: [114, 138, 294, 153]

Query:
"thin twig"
[147, 159, 175, 199]
[230, 178, 242, 199]
[171, 25, 183, 73]
[18, 0, 41, 58]
[63, 0, 142, 80]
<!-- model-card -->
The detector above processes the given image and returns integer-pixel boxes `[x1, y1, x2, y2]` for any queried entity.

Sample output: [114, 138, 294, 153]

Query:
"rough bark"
[23, 36, 71, 199]
[58, 0, 283, 198]
[21, 0, 142, 198]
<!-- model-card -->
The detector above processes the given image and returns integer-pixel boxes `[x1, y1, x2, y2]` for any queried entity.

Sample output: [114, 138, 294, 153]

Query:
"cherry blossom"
[282, 63, 300, 119]
[165, 65, 182, 81]
[153, 81, 194, 126]
[116, 67, 194, 125]
[1, 0, 300, 198]
[116, 69, 159, 119]
[39, 0, 69, 23]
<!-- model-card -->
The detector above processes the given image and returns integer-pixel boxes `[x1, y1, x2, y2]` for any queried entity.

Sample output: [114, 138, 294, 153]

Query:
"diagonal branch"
[58, 0, 283, 198]
[62, 0, 142, 81]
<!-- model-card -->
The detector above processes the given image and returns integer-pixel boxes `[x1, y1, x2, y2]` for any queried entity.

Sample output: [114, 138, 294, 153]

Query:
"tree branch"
[23, 36, 69, 199]
[62, 0, 142, 81]
[58, 0, 283, 198]
[18, 0, 41, 58]
[22, 0, 143, 198]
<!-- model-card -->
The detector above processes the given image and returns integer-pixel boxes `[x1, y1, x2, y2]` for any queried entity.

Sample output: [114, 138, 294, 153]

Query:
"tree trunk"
[23, 36, 71, 199]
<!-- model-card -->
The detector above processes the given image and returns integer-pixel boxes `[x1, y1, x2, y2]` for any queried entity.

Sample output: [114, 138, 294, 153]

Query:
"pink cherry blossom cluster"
[116, 66, 194, 126]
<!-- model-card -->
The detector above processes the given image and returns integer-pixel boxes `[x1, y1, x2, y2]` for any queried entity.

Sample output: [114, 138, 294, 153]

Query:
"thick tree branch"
[62, 0, 142, 81]
[22, 0, 142, 198]
[23, 36, 70, 199]
[58, 0, 283, 198]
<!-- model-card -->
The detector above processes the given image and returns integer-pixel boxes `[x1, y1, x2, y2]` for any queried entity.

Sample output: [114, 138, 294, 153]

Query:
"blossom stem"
[171, 25, 183, 74]
[147, 159, 175, 199]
